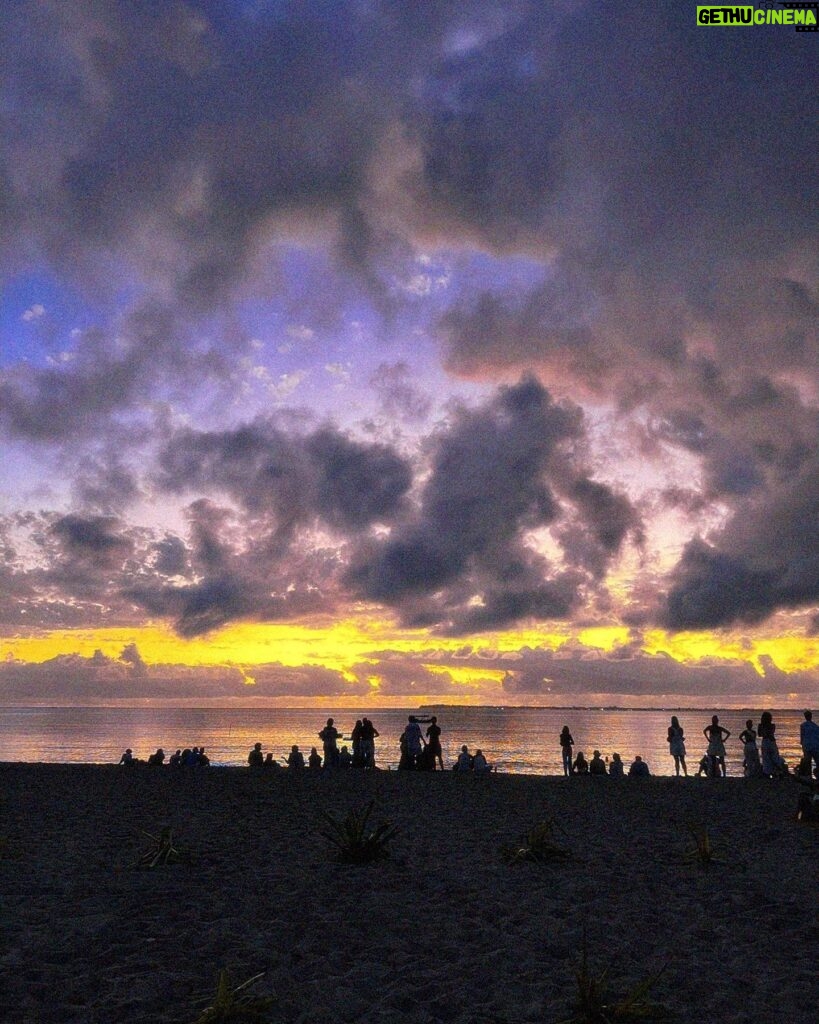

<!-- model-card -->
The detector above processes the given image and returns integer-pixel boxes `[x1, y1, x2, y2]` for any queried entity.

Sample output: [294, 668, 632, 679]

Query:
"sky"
[1, 0, 817, 708]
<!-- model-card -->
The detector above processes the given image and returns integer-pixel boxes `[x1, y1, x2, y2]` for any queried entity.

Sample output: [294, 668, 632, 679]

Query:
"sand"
[1, 763, 817, 1024]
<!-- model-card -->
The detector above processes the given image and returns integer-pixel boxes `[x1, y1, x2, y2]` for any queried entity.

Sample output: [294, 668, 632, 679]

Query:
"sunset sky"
[1, 1, 817, 708]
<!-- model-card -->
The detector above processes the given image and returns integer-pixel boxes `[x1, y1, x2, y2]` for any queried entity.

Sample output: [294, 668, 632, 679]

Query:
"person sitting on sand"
[589, 750, 607, 775]
[473, 749, 492, 774]
[739, 720, 761, 777]
[287, 744, 305, 770]
[184, 747, 200, 767]
[263, 752, 278, 769]
[338, 745, 352, 769]
[169, 749, 182, 768]
[608, 752, 624, 777]
[248, 742, 264, 768]
[319, 718, 341, 769]
[559, 726, 574, 777]
[455, 745, 473, 771]
[703, 715, 730, 778]
[667, 716, 687, 777]
[198, 747, 210, 767]
[147, 748, 165, 766]
[572, 751, 589, 775]
[119, 748, 135, 766]
[308, 747, 322, 770]
[628, 755, 650, 777]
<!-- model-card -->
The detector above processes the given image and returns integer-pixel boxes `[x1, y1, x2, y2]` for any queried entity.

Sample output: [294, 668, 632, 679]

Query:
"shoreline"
[2, 764, 818, 1023]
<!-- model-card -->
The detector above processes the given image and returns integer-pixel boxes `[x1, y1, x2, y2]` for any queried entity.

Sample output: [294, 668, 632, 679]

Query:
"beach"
[1, 764, 817, 1024]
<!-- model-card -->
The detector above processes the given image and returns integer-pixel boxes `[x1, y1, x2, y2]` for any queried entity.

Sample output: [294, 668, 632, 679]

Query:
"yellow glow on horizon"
[642, 630, 819, 675]
[577, 627, 632, 651]
[0, 617, 570, 673]
[423, 664, 508, 687]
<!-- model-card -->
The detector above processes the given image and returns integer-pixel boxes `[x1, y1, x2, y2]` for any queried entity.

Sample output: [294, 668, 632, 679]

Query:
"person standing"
[667, 716, 688, 777]
[403, 715, 424, 769]
[759, 711, 783, 777]
[799, 710, 819, 780]
[360, 717, 379, 769]
[703, 715, 730, 777]
[424, 716, 443, 771]
[559, 725, 574, 777]
[739, 719, 761, 777]
[319, 718, 341, 769]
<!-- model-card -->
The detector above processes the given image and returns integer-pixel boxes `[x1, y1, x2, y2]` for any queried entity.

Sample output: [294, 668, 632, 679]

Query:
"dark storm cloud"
[664, 461, 819, 629]
[346, 377, 641, 633]
[156, 419, 412, 536]
[50, 513, 134, 568]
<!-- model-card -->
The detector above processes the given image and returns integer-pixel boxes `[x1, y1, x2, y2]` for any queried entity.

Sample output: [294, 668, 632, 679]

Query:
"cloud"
[346, 377, 641, 633]
[370, 361, 432, 423]
[664, 460, 819, 629]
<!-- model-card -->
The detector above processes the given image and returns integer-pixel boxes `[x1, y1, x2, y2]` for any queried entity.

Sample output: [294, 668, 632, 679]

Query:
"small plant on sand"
[556, 933, 668, 1023]
[319, 800, 398, 863]
[501, 819, 571, 864]
[133, 826, 185, 869]
[193, 969, 273, 1024]
[682, 822, 723, 868]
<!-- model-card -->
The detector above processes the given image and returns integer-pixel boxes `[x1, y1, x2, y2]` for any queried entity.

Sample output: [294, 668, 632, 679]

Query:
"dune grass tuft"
[319, 800, 398, 863]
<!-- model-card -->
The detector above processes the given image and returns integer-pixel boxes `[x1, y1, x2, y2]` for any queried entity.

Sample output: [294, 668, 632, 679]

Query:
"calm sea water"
[0, 706, 807, 776]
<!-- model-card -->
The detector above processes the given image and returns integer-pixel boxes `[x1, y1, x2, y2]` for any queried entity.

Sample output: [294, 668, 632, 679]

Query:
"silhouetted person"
[608, 752, 624, 777]
[184, 747, 200, 767]
[703, 715, 730, 777]
[473, 749, 492, 774]
[572, 751, 589, 775]
[263, 752, 277, 769]
[425, 716, 443, 770]
[248, 742, 264, 768]
[339, 745, 352, 769]
[119, 748, 134, 766]
[800, 710, 819, 780]
[759, 711, 784, 777]
[628, 755, 650, 777]
[308, 746, 322, 770]
[559, 726, 574, 777]
[319, 718, 340, 769]
[169, 749, 182, 768]
[667, 716, 687, 777]
[455, 745, 473, 771]
[351, 720, 364, 767]
[404, 716, 424, 768]
[589, 750, 607, 775]
[739, 720, 761, 777]
[360, 717, 379, 768]
[287, 744, 305, 770]
[147, 747, 165, 766]
[198, 746, 210, 766]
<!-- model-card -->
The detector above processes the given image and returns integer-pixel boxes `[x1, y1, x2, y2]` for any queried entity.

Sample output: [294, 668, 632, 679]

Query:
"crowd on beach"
[559, 709, 819, 781]
[115, 709, 819, 782]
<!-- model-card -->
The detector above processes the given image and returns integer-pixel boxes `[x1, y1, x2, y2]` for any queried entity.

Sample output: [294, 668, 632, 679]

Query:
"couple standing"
[400, 715, 443, 770]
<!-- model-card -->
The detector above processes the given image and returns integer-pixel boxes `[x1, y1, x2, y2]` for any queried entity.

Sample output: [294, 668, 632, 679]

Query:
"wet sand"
[1, 763, 817, 1023]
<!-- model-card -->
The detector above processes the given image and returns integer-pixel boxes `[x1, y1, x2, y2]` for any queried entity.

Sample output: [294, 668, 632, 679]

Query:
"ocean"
[0, 705, 808, 776]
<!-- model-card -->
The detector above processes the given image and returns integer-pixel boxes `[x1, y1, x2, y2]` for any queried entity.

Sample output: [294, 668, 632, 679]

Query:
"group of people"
[118, 746, 210, 767]
[665, 710, 819, 780]
[558, 730, 648, 778]
[557, 709, 819, 781]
